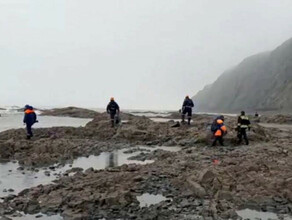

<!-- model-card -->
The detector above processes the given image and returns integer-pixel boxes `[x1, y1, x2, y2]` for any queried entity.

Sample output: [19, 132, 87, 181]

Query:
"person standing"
[23, 105, 37, 139]
[211, 116, 227, 146]
[181, 96, 194, 125]
[106, 97, 120, 127]
[237, 111, 251, 145]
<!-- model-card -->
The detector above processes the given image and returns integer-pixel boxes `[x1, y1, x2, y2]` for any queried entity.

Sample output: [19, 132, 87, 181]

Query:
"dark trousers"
[212, 136, 224, 146]
[110, 112, 117, 127]
[182, 108, 192, 124]
[26, 124, 33, 139]
[237, 128, 249, 145]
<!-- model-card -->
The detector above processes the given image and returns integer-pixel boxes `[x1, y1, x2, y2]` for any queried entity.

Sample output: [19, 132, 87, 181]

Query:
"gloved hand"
[35, 120, 39, 123]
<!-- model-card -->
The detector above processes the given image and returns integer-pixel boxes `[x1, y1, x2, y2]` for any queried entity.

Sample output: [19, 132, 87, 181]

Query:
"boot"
[181, 115, 185, 123]
[187, 118, 191, 125]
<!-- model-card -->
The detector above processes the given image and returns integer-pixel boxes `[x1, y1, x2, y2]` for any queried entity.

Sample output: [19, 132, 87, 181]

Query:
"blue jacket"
[23, 106, 37, 126]
[107, 101, 120, 114]
[182, 98, 194, 109]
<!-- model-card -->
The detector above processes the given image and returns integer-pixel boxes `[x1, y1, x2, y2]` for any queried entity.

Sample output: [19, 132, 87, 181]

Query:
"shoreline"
[0, 110, 291, 219]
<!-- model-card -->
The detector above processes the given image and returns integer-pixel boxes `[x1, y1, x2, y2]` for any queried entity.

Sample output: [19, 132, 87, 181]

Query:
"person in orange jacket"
[23, 105, 38, 139]
[211, 116, 227, 146]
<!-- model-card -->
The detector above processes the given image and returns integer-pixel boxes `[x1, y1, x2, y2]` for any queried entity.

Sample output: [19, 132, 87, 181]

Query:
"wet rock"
[40, 107, 98, 118]
[199, 169, 215, 186]
[133, 176, 144, 182]
[25, 200, 40, 214]
[220, 209, 238, 219]
[44, 171, 51, 176]
[215, 190, 233, 201]
[186, 177, 207, 198]
[66, 167, 84, 173]
[85, 167, 94, 173]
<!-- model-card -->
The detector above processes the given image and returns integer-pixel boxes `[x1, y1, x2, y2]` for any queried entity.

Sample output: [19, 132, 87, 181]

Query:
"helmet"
[24, 105, 30, 110]
[218, 115, 225, 121]
[185, 95, 189, 99]
[110, 97, 115, 101]
[241, 111, 245, 115]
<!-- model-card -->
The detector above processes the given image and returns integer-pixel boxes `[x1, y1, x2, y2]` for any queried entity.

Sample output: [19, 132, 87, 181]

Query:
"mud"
[0, 113, 291, 219]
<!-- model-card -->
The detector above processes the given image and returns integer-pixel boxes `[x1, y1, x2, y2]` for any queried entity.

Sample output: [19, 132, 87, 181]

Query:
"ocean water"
[0, 113, 92, 132]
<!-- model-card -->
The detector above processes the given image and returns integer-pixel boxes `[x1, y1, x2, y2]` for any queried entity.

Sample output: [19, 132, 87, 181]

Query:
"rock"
[40, 107, 97, 118]
[25, 200, 40, 214]
[221, 209, 239, 219]
[17, 167, 24, 171]
[133, 176, 143, 182]
[186, 177, 207, 198]
[44, 171, 51, 176]
[199, 169, 215, 185]
[215, 190, 233, 201]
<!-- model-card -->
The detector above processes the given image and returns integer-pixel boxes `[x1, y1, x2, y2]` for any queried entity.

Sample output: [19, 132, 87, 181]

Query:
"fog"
[1, 0, 292, 110]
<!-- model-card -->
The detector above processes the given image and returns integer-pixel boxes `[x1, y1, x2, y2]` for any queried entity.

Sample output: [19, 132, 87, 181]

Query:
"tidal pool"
[137, 193, 169, 207]
[0, 146, 181, 197]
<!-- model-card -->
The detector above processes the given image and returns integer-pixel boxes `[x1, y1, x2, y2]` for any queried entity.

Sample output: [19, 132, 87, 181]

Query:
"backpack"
[211, 120, 218, 132]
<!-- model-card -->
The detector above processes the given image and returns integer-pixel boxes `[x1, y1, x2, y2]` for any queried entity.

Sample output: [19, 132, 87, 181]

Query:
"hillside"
[194, 38, 292, 113]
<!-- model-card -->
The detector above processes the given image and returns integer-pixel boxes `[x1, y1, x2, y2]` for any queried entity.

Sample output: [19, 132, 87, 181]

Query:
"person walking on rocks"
[106, 97, 120, 127]
[23, 105, 38, 139]
[181, 96, 194, 125]
[211, 116, 227, 146]
[237, 111, 251, 145]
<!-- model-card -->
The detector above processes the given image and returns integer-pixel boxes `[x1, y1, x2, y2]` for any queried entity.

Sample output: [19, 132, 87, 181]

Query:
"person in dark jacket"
[181, 96, 194, 125]
[106, 97, 120, 127]
[211, 117, 227, 146]
[237, 111, 251, 145]
[23, 105, 37, 139]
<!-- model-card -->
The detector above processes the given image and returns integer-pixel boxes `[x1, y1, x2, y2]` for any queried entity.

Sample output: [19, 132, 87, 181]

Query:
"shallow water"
[0, 146, 180, 197]
[137, 193, 168, 207]
[0, 114, 91, 132]
[150, 118, 184, 123]
[237, 209, 292, 220]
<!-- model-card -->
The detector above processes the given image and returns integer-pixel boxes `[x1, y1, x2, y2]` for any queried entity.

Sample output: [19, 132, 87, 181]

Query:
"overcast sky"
[1, 0, 292, 110]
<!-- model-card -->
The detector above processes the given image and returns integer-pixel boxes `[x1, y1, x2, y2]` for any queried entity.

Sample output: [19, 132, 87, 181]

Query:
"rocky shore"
[40, 107, 98, 118]
[0, 112, 291, 219]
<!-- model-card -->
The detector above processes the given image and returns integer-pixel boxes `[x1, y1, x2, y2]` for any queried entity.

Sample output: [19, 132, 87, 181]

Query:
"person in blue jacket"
[181, 96, 194, 125]
[23, 105, 38, 139]
[106, 98, 120, 127]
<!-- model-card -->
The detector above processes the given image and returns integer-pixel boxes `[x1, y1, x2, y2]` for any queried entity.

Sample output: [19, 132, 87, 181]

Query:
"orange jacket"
[214, 120, 227, 137]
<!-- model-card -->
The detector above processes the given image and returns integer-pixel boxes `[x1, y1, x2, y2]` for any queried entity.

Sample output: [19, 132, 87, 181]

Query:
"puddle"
[9, 212, 63, 220]
[150, 118, 181, 123]
[237, 209, 292, 220]
[0, 146, 180, 197]
[137, 193, 169, 207]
